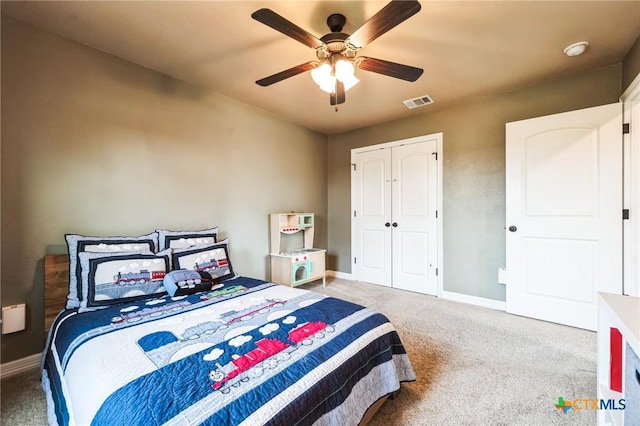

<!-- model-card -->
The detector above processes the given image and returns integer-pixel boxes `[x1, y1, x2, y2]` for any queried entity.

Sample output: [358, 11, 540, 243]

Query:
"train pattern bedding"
[42, 276, 415, 425]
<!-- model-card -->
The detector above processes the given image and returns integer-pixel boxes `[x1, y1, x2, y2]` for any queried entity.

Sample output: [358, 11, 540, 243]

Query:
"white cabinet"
[269, 213, 326, 287]
[351, 137, 440, 295]
[597, 293, 640, 425]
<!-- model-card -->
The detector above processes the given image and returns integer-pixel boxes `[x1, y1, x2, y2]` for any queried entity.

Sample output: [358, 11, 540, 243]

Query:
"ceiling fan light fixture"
[335, 58, 354, 80]
[311, 62, 331, 84]
[312, 58, 359, 93]
[334, 58, 359, 91]
[340, 73, 360, 91]
[311, 63, 335, 92]
[319, 78, 337, 93]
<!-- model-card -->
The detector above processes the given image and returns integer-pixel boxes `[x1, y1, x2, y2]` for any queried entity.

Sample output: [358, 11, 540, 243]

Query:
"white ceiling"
[3, 1, 640, 135]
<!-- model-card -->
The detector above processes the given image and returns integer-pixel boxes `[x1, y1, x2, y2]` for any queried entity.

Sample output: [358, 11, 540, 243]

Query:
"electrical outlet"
[498, 268, 507, 285]
[2, 304, 26, 334]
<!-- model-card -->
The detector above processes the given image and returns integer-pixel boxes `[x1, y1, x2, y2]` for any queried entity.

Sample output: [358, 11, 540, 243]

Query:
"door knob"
[392, 222, 398, 227]
[508, 226, 517, 232]
[384, 222, 391, 227]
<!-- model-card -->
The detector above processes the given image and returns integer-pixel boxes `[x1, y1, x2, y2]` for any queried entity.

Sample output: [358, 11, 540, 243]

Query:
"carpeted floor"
[307, 279, 597, 426]
[1, 367, 46, 426]
[1, 278, 597, 425]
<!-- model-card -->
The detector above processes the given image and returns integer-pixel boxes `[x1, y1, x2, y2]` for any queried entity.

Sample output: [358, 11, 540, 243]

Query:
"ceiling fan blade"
[256, 62, 316, 87]
[358, 57, 423, 82]
[252, 8, 325, 50]
[330, 81, 346, 106]
[346, 0, 421, 49]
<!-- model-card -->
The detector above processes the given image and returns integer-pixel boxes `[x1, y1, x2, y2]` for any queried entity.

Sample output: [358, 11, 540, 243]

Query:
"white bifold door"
[505, 103, 622, 330]
[352, 136, 440, 295]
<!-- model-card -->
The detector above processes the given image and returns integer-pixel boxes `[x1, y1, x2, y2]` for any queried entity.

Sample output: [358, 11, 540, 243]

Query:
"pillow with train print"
[171, 239, 235, 283]
[156, 227, 218, 251]
[64, 232, 160, 309]
[78, 250, 171, 310]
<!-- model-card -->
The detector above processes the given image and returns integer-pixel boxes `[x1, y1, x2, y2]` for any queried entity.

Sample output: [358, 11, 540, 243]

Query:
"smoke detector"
[564, 41, 589, 57]
[403, 94, 434, 109]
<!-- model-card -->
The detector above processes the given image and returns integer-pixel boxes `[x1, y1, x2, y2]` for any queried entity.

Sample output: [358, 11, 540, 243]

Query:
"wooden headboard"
[44, 254, 70, 335]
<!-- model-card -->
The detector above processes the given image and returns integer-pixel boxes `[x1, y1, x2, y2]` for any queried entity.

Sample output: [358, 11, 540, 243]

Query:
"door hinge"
[435, 268, 438, 276]
[435, 210, 438, 218]
[623, 209, 630, 220]
[353, 210, 357, 217]
[432, 152, 438, 160]
[354, 257, 357, 264]
[351, 163, 356, 171]
[623, 123, 630, 134]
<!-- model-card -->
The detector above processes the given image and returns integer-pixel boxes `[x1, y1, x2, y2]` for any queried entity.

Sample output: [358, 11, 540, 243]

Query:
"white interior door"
[353, 148, 392, 286]
[622, 77, 640, 297]
[391, 141, 438, 295]
[505, 103, 622, 330]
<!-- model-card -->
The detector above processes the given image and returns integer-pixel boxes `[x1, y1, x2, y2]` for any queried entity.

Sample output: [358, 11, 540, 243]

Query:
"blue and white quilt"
[42, 277, 415, 425]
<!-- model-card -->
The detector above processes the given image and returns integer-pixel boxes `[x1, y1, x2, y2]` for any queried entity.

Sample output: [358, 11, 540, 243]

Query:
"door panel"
[391, 141, 438, 295]
[524, 128, 598, 216]
[353, 149, 392, 286]
[506, 103, 622, 330]
[398, 231, 429, 275]
[524, 238, 596, 302]
[398, 154, 429, 216]
[362, 159, 386, 216]
[361, 230, 386, 268]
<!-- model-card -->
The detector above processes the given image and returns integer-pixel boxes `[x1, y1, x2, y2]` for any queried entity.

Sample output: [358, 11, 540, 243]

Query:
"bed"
[42, 231, 415, 426]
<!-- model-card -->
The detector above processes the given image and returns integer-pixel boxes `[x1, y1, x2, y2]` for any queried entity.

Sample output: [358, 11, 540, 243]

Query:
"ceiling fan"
[252, 0, 423, 109]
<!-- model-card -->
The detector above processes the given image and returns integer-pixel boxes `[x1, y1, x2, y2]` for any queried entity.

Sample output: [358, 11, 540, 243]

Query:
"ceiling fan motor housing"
[317, 14, 357, 60]
[327, 13, 346, 32]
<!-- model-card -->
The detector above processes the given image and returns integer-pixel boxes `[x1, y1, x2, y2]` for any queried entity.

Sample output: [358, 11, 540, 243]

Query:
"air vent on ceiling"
[403, 94, 434, 109]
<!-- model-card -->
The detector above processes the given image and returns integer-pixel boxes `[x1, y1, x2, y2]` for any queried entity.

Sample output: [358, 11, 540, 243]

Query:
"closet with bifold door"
[351, 133, 442, 295]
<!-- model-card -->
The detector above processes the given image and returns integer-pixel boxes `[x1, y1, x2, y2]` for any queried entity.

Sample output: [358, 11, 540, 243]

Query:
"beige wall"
[0, 17, 327, 362]
[327, 64, 622, 301]
[623, 36, 640, 92]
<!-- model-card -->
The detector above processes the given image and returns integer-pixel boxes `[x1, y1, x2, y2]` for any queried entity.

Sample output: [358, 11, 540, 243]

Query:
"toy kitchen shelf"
[269, 213, 326, 288]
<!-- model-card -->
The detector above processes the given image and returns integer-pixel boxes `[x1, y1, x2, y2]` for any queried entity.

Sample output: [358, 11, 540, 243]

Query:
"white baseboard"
[441, 290, 506, 311]
[326, 272, 505, 311]
[326, 270, 354, 280]
[0, 353, 40, 379]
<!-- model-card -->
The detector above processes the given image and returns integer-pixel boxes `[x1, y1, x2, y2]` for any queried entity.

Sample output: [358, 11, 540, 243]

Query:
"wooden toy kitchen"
[269, 213, 326, 287]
